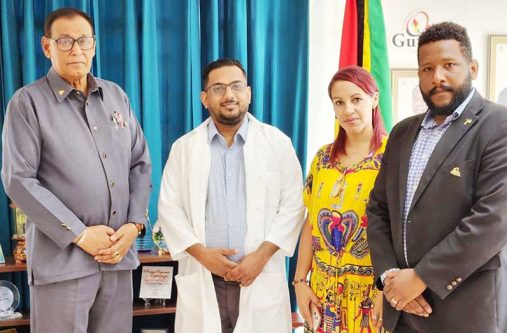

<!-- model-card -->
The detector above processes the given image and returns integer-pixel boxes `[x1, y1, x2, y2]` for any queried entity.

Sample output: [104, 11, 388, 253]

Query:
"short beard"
[211, 106, 247, 126]
[216, 112, 245, 126]
[421, 77, 472, 117]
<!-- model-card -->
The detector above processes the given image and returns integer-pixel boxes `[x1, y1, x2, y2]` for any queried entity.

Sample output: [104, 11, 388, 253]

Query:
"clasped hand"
[383, 269, 432, 317]
[196, 247, 269, 287]
[75, 223, 139, 264]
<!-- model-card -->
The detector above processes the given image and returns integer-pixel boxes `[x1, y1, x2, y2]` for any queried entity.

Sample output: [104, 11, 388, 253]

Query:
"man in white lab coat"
[158, 58, 305, 333]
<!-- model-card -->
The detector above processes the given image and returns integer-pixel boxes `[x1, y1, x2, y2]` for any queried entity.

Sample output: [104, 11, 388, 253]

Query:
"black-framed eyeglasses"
[205, 82, 247, 96]
[46, 36, 96, 51]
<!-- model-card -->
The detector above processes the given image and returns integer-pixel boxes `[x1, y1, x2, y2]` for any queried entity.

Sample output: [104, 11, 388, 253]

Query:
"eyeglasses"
[205, 82, 247, 96]
[46, 36, 96, 51]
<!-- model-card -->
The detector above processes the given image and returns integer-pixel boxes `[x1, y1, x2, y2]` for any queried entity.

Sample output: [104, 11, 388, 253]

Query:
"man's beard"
[421, 77, 472, 116]
[211, 106, 247, 126]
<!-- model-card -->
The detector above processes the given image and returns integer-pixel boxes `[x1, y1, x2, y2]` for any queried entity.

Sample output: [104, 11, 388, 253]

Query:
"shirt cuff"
[381, 268, 400, 285]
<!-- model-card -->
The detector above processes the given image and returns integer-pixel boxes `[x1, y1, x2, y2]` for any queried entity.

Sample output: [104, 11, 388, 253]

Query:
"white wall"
[383, 0, 507, 96]
[307, 0, 507, 172]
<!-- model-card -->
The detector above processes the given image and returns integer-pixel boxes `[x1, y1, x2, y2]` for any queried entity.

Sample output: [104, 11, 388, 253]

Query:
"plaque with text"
[139, 266, 173, 300]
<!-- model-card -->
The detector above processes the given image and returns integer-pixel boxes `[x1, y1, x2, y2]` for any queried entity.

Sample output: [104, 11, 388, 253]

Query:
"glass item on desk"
[152, 221, 169, 255]
[0, 243, 4, 264]
[0, 281, 22, 321]
[136, 212, 154, 252]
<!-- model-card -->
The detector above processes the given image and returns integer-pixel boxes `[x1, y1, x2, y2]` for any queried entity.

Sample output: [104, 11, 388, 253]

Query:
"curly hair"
[417, 22, 472, 62]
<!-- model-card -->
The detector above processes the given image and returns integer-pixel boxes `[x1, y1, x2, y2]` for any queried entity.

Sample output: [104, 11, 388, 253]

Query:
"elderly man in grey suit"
[367, 22, 507, 333]
[1, 8, 151, 333]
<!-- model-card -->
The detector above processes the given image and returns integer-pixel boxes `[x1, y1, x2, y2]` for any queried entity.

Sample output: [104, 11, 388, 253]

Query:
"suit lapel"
[409, 93, 484, 212]
[398, 116, 424, 221]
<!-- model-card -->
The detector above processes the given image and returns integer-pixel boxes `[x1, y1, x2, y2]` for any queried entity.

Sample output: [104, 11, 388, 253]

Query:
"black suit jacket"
[367, 92, 507, 332]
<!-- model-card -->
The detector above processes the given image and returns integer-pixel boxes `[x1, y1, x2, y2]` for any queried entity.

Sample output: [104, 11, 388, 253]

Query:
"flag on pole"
[339, 0, 393, 130]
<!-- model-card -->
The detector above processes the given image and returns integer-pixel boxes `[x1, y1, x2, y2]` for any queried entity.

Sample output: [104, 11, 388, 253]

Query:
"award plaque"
[0, 243, 5, 264]
[152, 221, 169, 255]
[139, 266, 173, 306]
[0, 281, 22, 321]
[135, 212, 154, 252]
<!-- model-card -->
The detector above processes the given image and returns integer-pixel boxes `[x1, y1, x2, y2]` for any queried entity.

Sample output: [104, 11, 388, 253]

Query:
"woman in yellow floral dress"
[295, 66, 387, 333]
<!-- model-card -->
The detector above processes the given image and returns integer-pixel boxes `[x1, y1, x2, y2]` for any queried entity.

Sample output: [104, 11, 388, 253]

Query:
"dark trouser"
[30, 270, 133, 333]
[394, 313, 426, 333]
[212, 274, 241, 333]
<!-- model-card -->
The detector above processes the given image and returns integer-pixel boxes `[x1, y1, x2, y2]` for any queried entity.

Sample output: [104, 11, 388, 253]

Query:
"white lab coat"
[158, 114, 305, 333]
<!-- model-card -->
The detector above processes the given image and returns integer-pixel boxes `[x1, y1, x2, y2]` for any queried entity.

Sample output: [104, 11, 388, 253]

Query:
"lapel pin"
[464, 118, 472, 125]
[450, 167, 461, 177]
[58, 89, 65, 96]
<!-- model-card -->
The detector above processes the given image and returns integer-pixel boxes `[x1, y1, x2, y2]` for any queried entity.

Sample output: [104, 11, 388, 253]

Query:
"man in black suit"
[367, 22, 507, 333]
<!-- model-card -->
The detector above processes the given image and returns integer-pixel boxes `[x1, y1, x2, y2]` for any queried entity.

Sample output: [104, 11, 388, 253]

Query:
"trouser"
[30, 270, 133, 333]
[212, 274, 241, 333]
[393, 313, 425, 333]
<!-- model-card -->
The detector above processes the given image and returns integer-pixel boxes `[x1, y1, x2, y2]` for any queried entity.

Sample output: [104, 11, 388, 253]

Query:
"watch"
[128, 222, 146, 237]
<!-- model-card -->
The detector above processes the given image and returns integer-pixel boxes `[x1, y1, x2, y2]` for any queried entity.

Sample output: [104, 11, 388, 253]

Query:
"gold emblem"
[450, 167, 461, 177]
[464, 118, 472, 125]
[58, 89, 65, 96]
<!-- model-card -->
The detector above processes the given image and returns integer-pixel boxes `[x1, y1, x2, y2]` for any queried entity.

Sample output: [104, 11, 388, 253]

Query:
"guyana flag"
[339, 0, 393, 130]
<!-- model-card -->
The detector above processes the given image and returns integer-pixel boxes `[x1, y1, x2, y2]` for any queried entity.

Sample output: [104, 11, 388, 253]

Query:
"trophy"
[152, 221, 169, 256]
[135, 210, 154, 252]
[10, 204, 26, 264]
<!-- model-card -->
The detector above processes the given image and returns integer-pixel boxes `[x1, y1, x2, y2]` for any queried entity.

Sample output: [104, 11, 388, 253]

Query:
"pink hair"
[327, 66, 386, 161]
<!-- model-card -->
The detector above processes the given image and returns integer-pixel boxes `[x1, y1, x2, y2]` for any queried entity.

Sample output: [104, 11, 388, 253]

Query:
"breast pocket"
[438, 159, 476, 198]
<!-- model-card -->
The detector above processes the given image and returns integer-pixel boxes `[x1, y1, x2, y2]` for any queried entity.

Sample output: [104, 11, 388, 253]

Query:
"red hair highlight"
[327, 66, 386, 161]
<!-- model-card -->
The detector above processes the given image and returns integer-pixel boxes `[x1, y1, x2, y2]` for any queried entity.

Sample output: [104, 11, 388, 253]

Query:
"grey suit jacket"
[367, 92, 507, 333]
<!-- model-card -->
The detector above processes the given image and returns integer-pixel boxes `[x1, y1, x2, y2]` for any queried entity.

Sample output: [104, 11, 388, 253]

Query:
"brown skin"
[418, 39, 478, 125]
[48, 16, 139, 262]
[187, 65, 276, 286]
[384, 39, 480, 316]
[295, 80, 384, 328]
[41, 15, 95, 94]
[200, 66, 251, 146]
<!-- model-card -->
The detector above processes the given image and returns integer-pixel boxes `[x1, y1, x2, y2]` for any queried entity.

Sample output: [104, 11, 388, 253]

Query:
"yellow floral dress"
[304, 139, 387, 333]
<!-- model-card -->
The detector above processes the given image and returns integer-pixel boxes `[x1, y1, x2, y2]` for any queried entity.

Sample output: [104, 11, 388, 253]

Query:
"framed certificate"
[391, 69, 427, 124]
[488, 36, 507, 106]
[139, 266, 174, 300]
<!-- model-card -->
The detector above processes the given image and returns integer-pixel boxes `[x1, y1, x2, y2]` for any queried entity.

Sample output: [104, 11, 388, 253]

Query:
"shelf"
[0, 312, 29, 328]
[0, 257, 27, 273]
[0, 301, 177, 328]
[138, 252, 172, 264]
[0, 252, 172, 274]
[133, 300, 177, 316]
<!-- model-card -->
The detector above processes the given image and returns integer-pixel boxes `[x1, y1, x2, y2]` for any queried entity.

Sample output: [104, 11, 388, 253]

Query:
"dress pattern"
[303, 139, 386, 333]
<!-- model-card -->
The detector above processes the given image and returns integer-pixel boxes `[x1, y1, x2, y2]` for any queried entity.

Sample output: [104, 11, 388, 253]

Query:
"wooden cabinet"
[0, 253, 176, 329]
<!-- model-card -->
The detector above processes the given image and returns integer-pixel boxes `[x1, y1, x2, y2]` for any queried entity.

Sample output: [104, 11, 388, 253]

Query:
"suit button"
[447, 285, 453, 290]
[456, 277, 462, 282]
[407, 220, 412, 224]
[92, 126, 99, 131]
[452, 281, 457, 286]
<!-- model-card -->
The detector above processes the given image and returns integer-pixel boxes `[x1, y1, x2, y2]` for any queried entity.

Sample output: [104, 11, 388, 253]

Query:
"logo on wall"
[392, 10, 430, 48]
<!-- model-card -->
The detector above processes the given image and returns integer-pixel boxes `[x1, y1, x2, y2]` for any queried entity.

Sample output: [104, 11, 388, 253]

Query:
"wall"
[307, 0, 507, 171]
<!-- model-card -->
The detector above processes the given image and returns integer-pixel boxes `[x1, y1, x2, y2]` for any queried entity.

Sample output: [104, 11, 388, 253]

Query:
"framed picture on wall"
[391, 69, 427, 124]
[488, 36, 507, 106]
